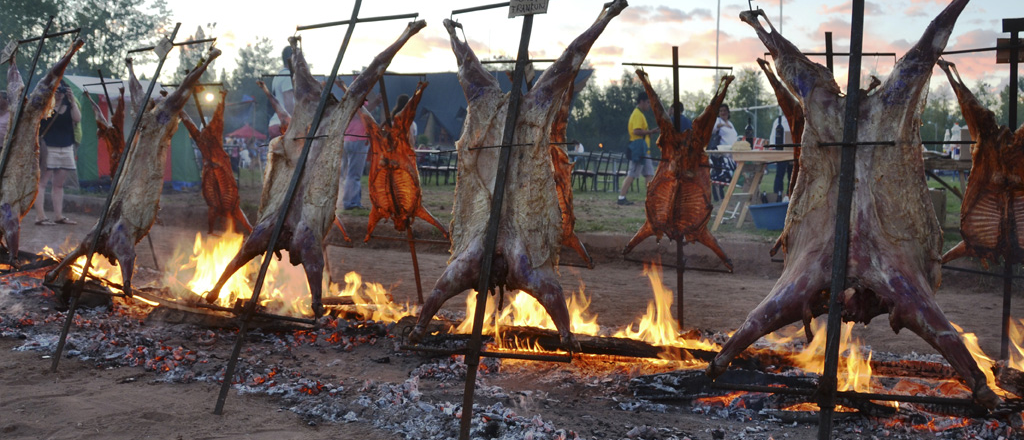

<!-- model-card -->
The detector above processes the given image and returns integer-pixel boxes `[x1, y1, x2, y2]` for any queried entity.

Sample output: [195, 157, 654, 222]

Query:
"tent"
[63, 75, 201, 190]
[226, 123, 267, 140]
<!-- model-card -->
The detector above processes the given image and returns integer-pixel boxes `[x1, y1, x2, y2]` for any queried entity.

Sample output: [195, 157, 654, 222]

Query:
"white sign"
[509, 0, 549, 18]
[154, 37, 173, 59]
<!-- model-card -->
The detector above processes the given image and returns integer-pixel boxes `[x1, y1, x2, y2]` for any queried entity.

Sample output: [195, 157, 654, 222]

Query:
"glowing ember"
[693, 391, 748, 408]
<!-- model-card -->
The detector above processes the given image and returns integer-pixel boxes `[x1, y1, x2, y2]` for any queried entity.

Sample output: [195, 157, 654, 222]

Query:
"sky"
[157, 0, 1020, 96]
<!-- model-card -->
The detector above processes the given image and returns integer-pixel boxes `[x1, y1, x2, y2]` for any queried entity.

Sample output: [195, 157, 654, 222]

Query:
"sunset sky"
[161, 0, 1019, 95]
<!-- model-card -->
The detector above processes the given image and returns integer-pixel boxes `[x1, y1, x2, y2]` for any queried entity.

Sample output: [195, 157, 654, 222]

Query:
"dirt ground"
[1, 199, 1021, 439]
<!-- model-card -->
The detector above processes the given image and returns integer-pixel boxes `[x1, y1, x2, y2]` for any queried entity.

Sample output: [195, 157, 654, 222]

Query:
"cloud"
[617, 5, 714, 25]
[400, 35, 451, 59]
[817, 1, 883, 16]
[591, 45, 623, 57]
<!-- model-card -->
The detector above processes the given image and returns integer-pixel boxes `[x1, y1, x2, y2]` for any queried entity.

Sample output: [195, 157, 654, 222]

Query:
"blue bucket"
[748, 201, 788, 230]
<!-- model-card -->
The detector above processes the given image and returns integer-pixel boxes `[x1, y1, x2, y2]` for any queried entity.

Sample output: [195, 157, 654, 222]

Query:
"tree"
[996, 80, 1024, 128]
[567, 69, 640, 155]
[0, 0, 171, 81]
[169, 24, 218, 85]
[726, 67, 773, 140]
[223, 37, 278, 133]
[921, 85, 954, 149]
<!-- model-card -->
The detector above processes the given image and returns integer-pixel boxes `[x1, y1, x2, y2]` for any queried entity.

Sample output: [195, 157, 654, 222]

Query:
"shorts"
[45, 145, 77, 170]
[627, 158, 654, 178]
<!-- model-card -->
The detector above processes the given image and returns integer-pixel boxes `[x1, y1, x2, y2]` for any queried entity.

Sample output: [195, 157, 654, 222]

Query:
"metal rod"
[825, 32, 834, 73]
[1009, 30, 1019, 129]
[470, 141, 577, 150]
[16, 27, 80, 44]
[191, 86, 208, 129]
[819, 1, 865, 437]
[125, 37, 217, 54]
[192, 302, 317, 325]
[367, 234, 450, 245]
[52, 23, 183, 373]
[83, 80, 123, 87]
[480, 58, 555, 64]
[1002, 260, 1013, 360]
[942, 43, 1024, 55]
[214, 1, 367, 416]
[925, 169, 964, 200]
[942, 264, 1024, 279]
[451, 2, 510, 15]
[297, 12, 419, 31]
[922, 140, 975, 145]
[622, 62, 732, 70]
[764, 51, 896, 58]
[146, 235, 161, 271]
[400, 345, 572, 363]
[460, 14, 534, 440]
[672, 46, 681, 131]
[407, 228, 424, 304]
[0, 17, 54, 199]
[378, 77, 392, 125]
[818, 141, 895, 147]
[622, 256, 732, 274]
[164, 82, 224, 88]
[676, 239, 685, 329]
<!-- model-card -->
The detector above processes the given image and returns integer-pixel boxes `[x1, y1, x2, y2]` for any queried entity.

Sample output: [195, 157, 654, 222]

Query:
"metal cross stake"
[51, 23, 220, 372]
[211, 1, 420, 415]
[818, 0, 866, 437]
[621, 49, 732, 329]
[0, 18, 82, 218]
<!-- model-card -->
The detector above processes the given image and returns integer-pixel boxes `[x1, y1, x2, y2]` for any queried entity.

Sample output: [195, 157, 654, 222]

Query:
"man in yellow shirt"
[618, 92, 658, 205]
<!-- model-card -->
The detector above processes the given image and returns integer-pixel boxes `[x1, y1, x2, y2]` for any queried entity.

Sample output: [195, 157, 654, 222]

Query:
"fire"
[42, 246, 124, 293]
[454, 286, 599, 350]
[1010, 318, 1024, 371]
[765, 318, 874, 393]
[949, 321, 1011, 397]
[612, 263, 719, 355]
[161, 231, 409, 320]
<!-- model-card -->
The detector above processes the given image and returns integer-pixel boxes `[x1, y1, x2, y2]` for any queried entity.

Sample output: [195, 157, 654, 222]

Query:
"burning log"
[996, 362, 1024, 399]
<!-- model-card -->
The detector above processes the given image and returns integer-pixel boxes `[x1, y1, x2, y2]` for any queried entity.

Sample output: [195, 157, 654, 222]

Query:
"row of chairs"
[571, 151, 638, 192]
[418, 150, 458, 185]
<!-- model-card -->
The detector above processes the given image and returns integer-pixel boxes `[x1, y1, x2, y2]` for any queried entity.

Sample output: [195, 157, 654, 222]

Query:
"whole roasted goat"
[708, 1, 1000, 408]
[82, 88, 127, 176]
[204, 21, 426, 318]
[622, 69, 733, 271]
[0, 37, 85, 264]
[938, 59, 1024, 265]
[548, 76, 593, 269]
[179, 89, 253, 235]
[756, 58, 803, 197]
[46, 47, 222, 296]
[361, 81, 449, 241]
[408, 1, 627, 348]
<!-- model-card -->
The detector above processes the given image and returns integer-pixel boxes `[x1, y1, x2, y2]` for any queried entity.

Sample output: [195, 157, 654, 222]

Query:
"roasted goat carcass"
[46, 47, 222, 295]
[622, 69, 734, 271]
[938, 59, 1024, 265]
[179, 89, 253, 235]
[549, 76, 594, 269]
[204, 22, 426, 317]
[708, 1, 1000, 408]
[82, 87, 127, 175]
[408, 1, 626, 348]
[361, 81, 449, 241]
[0, 37, 85, 264]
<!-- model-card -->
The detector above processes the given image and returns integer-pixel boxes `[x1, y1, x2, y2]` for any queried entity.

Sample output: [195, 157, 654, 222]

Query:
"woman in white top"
[709, 104, 737, 201]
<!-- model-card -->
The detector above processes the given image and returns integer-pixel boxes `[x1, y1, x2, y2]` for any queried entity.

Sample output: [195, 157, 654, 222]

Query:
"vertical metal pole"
[1009, 30, 1018, 130]
[213, 1, 363, 415]
[407, 228, 424, 304]
[459, 14, 534, 440]
[676, 239, 685, 328]
[1002, 260, 1012, 360]
[0, 17, 55, 196]
[52, 23, 183, 373]
[825, 32, 834, 73]
[672, 46, 680, 131]
[818, 1, 865, 438]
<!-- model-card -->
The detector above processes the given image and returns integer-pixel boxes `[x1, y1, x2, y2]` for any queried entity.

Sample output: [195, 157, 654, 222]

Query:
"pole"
[676, 239, 685, 328]
[672, 46, 680, 131]
[213, 0, 365, 415]
[52, 23, 183, 373]
[407, 228, 424, 304]
[715, 0, 721, 71]
[818, 1, 865, 438]
[1002, 260, 1013, 360]
[825, 32, 834, 73]
[459, 14, 534, 440]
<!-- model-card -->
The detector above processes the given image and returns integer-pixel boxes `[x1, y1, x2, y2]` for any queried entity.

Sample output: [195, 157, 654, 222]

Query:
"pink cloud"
[592, 45, 624, 56]
[817, 1, 883, 16]
[617, 5, 714, 25]
[401, 35, 451, 58]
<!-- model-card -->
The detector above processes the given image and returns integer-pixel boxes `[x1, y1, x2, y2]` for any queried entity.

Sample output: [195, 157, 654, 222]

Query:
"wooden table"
[709, 150, 795, 232]
[924, 155, 971, 200]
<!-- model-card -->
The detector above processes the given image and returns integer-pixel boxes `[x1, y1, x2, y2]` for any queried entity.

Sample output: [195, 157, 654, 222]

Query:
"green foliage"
[567, 69, 641, 155]
[0, 0, 171, 82]
[725, 67, 774, 140]
[168, 24, 218, 85]
[223, 36, 277, 131]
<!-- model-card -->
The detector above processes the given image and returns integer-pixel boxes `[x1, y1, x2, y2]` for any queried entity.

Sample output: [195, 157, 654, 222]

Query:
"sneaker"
[617, 198, 634, 206]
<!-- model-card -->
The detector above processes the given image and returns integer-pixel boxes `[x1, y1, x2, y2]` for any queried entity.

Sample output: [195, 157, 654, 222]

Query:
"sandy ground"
[1, 203, 1022, 439]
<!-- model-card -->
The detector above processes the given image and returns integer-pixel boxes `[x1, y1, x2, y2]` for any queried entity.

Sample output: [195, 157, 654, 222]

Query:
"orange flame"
[43, 246, 124, 294]
[1010, 318, 1024, 371]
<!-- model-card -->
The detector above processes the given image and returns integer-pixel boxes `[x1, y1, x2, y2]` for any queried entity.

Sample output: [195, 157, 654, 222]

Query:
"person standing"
[618, 92, 658, 206]
[771, 113, 792, 197]
[267, 46, 294, 139]
[34, 82, 80, 226]
[337, 94, 380, 211]
[709, 103, 738, 202]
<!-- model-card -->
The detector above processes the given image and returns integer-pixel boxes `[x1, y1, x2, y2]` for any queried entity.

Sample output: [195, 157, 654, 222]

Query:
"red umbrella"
[226, 123, 267, 140]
